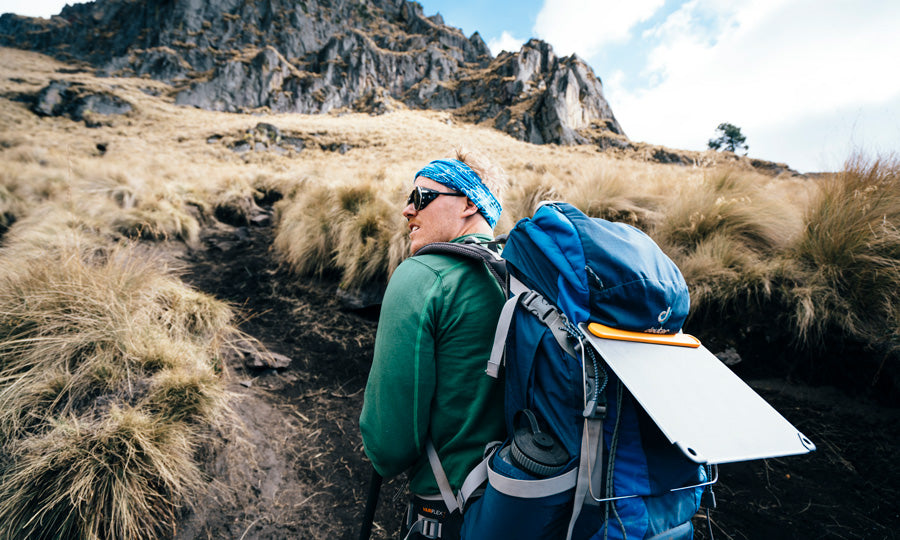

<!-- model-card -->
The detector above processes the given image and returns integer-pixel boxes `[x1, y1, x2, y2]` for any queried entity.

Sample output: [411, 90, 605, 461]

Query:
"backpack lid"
[502, 202, 690, 332]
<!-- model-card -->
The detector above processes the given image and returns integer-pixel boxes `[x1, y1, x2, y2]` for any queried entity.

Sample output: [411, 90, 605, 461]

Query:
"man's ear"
[461, 198, 480, 218]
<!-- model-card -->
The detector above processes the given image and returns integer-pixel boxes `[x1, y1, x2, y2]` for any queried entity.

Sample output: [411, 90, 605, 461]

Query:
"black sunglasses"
[406, 186, 466, 210]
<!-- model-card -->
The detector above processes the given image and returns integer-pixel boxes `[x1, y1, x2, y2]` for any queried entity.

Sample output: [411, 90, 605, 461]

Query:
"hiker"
[359, 149, 508, 540]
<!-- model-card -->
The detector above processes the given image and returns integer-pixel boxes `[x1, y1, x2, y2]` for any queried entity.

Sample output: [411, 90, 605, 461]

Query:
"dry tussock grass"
[0, 406, 201, 540]
[649, 169, 802, 320]
[787, 155, 900, 349]
[500, 158, 675, 229]
[654, 170, 800, 254]
[0, 229, 235, 539]
[273, 174, 410, 286]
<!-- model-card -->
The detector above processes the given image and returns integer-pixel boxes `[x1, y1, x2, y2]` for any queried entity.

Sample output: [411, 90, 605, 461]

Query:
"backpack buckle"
[584, 400, 606, 419]
[421, 519, 441, 539]
[520, 291, 556, 323]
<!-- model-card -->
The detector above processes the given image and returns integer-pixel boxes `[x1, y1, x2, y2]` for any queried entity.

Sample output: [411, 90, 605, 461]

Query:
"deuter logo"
[657, 306, 672, 324]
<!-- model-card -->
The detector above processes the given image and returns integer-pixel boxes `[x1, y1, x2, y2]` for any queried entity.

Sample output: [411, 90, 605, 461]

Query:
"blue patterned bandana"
[414, 159, 502, 228]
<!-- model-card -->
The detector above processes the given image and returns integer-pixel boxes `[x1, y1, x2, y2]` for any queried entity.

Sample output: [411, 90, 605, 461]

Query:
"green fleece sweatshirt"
[359, 234, 506, 496]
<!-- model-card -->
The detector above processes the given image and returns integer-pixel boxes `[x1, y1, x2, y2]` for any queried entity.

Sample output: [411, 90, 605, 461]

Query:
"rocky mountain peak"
[1, 0, 624, 144]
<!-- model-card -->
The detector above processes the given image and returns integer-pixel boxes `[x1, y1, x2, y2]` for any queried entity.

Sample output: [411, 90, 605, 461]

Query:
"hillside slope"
[0, 0, 625, 146]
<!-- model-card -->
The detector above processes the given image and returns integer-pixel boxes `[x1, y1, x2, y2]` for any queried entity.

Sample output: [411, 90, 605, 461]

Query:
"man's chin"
[409, 234, 427, 255]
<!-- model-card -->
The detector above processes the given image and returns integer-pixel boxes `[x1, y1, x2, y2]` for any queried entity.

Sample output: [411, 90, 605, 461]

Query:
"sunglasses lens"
[408, 187, 432, 210]
[407, 187, 451, 210]
[415, 188, 431, 210]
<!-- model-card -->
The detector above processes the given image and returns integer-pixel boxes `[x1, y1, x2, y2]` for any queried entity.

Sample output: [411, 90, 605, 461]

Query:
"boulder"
[32, 80, 132, 126]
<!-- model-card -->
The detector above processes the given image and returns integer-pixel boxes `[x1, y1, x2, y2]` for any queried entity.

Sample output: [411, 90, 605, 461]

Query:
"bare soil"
[176, 218, 900, 540]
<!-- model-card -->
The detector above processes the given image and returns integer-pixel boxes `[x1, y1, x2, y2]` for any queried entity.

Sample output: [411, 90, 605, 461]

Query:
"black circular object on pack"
[509, 409, 569, 477]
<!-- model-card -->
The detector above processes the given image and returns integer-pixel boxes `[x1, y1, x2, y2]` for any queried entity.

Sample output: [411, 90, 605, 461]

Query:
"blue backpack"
[418, 202, 708, 540]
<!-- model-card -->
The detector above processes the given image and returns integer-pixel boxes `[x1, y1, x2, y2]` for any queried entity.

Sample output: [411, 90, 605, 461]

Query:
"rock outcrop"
[458, 39, 625, 145]
[0, 0, 624, 144]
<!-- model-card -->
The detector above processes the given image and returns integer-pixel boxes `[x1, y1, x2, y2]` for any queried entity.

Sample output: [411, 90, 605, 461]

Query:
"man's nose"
[402, 202, 417, 218]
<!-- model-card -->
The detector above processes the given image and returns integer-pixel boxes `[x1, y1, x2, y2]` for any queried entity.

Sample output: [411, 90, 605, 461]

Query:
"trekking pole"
[359, 468, 383, 540]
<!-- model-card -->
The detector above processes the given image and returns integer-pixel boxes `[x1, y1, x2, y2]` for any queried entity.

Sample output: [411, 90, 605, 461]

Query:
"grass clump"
[0, 408, 200, 540]
[654, 170, 798, 255]
[501, 158, 670, 229]
[273, 176, 408, 288]
[650, 170, 801, 327]
[0, 153, 71, 237]
[333, 182, 409, 287]
[560, 165, 665, 229]
[98, 178, 205, 246]
[210, 175, 267, 226]
[273, 180, 341, 278]
[787, 155, 900, 350]
[0, 235, 234, 539]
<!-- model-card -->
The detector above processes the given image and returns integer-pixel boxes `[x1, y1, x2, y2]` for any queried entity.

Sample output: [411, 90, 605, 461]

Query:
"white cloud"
[533, 0, 665, 58]
[487, 31, 527, 56]
[1, 1, 88, 18]
[750, 97, 900, 171]
[607, 0, 900, 172]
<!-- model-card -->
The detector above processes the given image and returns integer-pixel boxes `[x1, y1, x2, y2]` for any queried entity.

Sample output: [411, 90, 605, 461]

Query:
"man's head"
[403, 148, 506, 255]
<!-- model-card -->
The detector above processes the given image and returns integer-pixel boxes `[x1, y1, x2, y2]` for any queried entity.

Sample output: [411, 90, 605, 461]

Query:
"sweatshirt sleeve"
[359, 258, 442, 478]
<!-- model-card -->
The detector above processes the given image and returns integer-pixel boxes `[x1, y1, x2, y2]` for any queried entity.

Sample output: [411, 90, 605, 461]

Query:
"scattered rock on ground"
[715, 346, 743, 366]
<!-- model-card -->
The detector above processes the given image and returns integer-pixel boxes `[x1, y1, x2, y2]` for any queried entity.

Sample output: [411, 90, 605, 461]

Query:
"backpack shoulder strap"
[414, 240, 508, 295]
[413, 241, 506, 512]
[484, 276, 580, 376]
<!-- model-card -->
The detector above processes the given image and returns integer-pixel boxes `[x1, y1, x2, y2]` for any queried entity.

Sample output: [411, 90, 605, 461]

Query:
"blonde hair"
[454, 147, 508, 205]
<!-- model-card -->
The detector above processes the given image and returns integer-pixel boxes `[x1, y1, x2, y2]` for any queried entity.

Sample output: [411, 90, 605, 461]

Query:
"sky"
[5, 0, 900, 173]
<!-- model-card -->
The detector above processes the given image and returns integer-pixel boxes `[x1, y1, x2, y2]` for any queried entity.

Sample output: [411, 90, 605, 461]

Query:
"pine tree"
[708, 123, 748, 154]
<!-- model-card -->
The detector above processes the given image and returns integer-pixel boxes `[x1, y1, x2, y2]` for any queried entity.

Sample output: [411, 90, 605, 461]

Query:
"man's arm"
[359, 259, 442, 478]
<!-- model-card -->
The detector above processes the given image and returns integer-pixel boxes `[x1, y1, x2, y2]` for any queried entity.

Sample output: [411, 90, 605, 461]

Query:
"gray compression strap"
[426, 439, 460, 514]
[487, 464, 578, 498]
[457, 452, 490, 509]
[509, 275, 529, 296]
[566, 417, 604, 539]
[518, 292, 577, 357]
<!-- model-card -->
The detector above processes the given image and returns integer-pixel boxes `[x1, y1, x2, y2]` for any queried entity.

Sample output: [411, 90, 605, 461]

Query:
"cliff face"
[0, 0, 625, 143]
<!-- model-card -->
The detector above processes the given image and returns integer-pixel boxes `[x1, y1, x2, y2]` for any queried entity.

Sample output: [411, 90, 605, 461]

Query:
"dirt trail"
[177, 218, 900, 540]
[176, 219, 405, 539]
